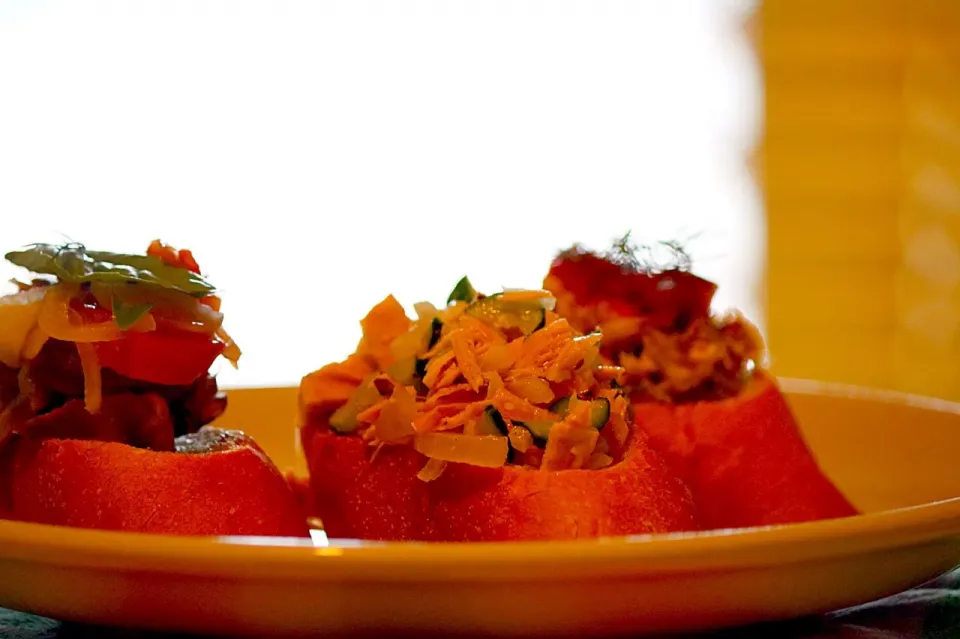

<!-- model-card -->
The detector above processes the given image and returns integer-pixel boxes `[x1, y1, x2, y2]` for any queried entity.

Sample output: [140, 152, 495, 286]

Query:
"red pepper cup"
[632, 373, 858, 530]
[7, 429, 309, 537]
[302, 423, 698, 542]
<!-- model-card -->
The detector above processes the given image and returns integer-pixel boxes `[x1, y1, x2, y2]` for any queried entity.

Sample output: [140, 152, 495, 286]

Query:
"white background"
[0, 0, 762, 387]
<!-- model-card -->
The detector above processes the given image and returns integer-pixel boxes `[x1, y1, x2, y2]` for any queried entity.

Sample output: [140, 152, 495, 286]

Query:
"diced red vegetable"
[94, 330, 225, 387]
[546, 250, 717, 332]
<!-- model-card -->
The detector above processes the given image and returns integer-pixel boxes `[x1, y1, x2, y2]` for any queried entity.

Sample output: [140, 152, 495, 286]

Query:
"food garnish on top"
[0, 241, 241, 451]
[299, 278, 632, 480]
[543, 233, 765, 403]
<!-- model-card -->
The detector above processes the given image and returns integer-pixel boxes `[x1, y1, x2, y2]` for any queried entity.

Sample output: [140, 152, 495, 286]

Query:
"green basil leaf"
[446, 276, 477, 305]
[112, 296, 153, 331]
[5, 243, 215, 297]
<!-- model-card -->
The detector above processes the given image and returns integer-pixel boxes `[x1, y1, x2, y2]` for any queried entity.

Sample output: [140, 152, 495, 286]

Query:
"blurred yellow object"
[756, 0, 960, 398]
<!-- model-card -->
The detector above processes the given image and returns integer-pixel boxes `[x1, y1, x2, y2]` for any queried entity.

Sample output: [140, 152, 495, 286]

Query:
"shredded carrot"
[450, 329, 484, 392]
[420, 350, 453, 389]
[415, 403, 471, 433]
[436, 401, 489, 432]
[457, 315, 505, 346]
[356, 398, 389, 424]
[300, 284, 631, 478]
[421, 384, 478, 410]
[368, 441, 387, 464]
[542, 402, 598, 470]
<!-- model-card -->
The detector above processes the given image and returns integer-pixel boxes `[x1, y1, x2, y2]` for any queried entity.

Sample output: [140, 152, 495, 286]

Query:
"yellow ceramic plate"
[2, 379, 960, 637]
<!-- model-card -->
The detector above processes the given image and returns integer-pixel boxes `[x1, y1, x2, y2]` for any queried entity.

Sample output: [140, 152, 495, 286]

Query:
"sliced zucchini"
[329, 377, 382, 434]
[386, 356, 417, 385]
[533, 311, 547, 332]
[427, 316, 443, 349]
[447, 276, 477, 304]
[544, 396, 609, 429]
[477, 405, 509, 436]
[548, 396, 571, 418]
[414, 358, 429, 380]
[465, 296, 546, 336]
[520, 420, 554, 445]
[589, 397, 611, 429]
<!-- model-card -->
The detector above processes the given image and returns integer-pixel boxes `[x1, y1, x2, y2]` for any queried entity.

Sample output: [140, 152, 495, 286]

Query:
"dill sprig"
[604, 232, 693, 274]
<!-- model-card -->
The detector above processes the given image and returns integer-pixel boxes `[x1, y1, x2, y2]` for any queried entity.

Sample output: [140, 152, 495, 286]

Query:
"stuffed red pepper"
[543, 235, 858, 529]
[0, 241, 307, 537]
[299, 280, 697, 541]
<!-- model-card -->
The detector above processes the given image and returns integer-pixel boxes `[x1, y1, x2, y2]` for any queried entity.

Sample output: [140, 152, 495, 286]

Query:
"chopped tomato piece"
[547, 251, 717, 332]
[94, 331, 225, 386]
[147, 240, 202, 274]
[69, 296, 113, 324]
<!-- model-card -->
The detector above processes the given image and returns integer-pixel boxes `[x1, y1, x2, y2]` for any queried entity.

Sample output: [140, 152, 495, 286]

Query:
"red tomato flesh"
[94, 331, 225, 386]
[70, 294, 223, 386]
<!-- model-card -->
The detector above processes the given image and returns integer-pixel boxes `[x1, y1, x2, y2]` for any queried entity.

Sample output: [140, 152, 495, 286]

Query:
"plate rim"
[2, 498, 960, 582]
[2, 378, 960, 583]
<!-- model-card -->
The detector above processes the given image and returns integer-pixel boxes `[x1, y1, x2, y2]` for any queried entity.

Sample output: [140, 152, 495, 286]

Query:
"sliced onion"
[416, 458, 447, 482]
[216, 326, 241, 368]
[413, 302, 438, 321]
[155, 312, 222, 334]
[20, 326, 48, 361]
[38, 285, 119, 343]
[479, 343, 514, 373]
[75, 342, 102, 414]
[585, 452, 614, 470]
[414, 432, 508, 468]
[0, 286, 47, 367]
[147, 291, 223, 335]
[108, 284, 223, 335]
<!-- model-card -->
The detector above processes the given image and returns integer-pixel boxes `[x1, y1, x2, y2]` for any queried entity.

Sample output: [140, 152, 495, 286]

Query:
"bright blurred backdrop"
[0, 0, 763, 388]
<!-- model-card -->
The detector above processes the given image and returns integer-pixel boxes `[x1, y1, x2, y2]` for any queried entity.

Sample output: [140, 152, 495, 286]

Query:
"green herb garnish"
[446, 276, 477, 305]
[5, 243, 215, 297]
[111, 295, 154, 331]
[605, 231, 694, 273]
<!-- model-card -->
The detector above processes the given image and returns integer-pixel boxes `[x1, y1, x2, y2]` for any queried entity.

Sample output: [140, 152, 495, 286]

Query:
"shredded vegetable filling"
[302, 282, 632, 479]
[544, 243, 765, 403]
